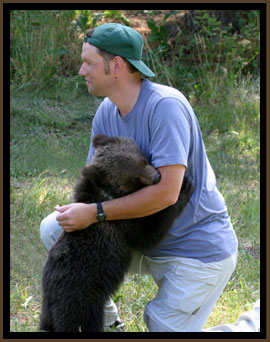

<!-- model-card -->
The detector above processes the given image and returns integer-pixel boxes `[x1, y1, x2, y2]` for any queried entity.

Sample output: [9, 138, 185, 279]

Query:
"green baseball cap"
[84, 23, 155, 77]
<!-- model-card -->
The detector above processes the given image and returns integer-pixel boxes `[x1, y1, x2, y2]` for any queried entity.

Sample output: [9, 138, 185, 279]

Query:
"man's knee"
[144, 298, 191, 332]
[144, 301, 171, 332]
[40, 211, 62, 251]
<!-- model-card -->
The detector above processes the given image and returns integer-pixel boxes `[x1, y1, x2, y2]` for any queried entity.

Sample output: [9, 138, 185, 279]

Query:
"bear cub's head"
[79, 135, 160, 199]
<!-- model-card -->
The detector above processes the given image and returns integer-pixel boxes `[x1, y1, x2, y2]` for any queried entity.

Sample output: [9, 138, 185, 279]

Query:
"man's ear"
[92, 135, 118, 148]
[112, 56, 124, 75]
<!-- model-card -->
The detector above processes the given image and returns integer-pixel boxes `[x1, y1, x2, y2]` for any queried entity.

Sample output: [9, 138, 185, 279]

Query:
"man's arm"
[56, 165, 185, 232]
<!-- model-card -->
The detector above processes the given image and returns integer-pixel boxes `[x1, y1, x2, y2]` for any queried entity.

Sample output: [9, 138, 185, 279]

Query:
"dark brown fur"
[40, 135, 193, 332]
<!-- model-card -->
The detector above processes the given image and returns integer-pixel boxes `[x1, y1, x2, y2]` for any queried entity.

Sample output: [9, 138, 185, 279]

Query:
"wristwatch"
[96, 202, 107, 222]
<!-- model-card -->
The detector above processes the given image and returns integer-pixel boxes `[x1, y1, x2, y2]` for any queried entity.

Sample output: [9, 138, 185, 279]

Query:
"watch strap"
[96, 202, 106, 222]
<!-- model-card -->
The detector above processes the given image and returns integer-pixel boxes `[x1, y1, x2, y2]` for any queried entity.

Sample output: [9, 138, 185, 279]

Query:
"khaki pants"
[105, 251, 238, 332]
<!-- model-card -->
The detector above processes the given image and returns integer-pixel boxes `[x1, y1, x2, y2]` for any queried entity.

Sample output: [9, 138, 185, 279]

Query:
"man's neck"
[109, 78, 143, 116]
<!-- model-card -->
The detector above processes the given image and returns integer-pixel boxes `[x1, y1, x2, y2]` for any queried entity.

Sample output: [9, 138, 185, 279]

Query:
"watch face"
[97, 213, 106, 222]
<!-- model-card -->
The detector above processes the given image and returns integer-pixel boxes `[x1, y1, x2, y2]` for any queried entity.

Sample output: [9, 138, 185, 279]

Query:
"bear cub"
[40, 134, 193, 332]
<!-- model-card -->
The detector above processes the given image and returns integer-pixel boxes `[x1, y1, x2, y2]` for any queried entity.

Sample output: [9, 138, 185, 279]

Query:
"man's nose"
[79, 65, 87, 76]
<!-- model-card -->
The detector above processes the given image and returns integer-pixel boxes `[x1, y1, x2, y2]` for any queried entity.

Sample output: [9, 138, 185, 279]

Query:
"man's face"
[79, 43, 113, 96]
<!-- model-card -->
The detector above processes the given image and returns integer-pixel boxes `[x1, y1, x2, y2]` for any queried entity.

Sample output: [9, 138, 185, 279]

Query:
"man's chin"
[88, 87, 103, 97]
[87, 86, 95, 95]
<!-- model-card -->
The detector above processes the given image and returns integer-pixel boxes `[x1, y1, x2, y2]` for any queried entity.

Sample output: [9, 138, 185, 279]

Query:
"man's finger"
[56, 210, 70, 222]
[55, 204, 70, 212]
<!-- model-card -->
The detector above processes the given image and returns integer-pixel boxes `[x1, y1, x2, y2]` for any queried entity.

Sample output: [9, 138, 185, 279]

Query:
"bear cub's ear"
[93, 135, 119, 148]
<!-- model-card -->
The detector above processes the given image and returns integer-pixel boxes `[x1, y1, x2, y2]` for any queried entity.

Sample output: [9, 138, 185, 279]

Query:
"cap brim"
[126, 58, 155, 77]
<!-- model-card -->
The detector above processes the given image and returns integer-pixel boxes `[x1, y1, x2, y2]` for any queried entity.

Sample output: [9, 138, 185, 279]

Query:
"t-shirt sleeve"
[86, 127, 96, 164]
[149, 97, 191, 168]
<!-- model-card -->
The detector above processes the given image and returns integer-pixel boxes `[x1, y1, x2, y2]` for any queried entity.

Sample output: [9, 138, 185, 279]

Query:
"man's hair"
[86, 29, 139, 75]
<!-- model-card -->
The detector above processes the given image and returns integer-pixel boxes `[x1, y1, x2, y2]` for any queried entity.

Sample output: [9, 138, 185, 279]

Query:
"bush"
[144, 10, 260, 94]
[10, 10, 80, 88]
[10, 10, 131, 89]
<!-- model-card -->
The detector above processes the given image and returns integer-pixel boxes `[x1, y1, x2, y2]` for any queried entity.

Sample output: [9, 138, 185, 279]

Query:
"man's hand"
[55, 203, 97, 233]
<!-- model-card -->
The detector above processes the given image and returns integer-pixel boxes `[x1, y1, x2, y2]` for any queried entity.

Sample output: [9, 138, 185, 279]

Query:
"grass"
[9, 72, 260, 332]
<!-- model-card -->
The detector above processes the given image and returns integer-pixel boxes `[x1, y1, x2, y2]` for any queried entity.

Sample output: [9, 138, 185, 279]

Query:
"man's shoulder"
[99, 97, 115, 109]
[143, 79, 186, 103]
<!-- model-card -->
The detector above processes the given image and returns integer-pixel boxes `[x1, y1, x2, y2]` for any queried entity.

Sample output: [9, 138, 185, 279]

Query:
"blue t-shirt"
[87, 79, 238, 263]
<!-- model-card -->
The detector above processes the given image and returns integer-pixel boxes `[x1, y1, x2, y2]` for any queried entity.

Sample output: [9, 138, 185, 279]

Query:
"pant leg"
[40, 211, 63, 252]
[103, 297, 121, 327]
[143, 252, 238, 332]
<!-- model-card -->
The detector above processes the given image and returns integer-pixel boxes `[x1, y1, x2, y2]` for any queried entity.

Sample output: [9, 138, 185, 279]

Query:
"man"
[40, 23, 238, 332]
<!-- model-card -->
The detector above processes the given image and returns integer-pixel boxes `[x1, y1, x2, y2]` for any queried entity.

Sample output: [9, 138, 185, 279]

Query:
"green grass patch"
[10, 77, 102, 178]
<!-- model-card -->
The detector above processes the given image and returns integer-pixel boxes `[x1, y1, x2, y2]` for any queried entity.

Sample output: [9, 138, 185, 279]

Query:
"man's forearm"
[102, 182, 174, 221]
[56, 165, 185, 232]
[101, 164, 185, 221]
